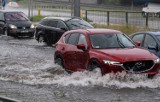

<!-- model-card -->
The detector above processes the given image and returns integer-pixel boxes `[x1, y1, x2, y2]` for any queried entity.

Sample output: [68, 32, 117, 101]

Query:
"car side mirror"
[148, 45, 158, 51]
[134, 41, 141, 46]
[77, 44, 86, 51]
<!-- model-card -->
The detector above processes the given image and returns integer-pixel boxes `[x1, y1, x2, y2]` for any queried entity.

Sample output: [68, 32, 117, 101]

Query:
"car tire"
[54, 55, 64, 68]
[88, 60, 102, 75]
[4, 29, 9, 36]
[38, 35, 44, 43]
[147, 74, 156, 79]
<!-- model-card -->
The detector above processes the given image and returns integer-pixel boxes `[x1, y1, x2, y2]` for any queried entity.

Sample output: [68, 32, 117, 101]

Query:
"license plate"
[21, 30, 28, 33]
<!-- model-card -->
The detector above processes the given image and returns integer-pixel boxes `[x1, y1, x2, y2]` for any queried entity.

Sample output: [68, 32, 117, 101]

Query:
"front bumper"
[101, 62, 160, 75]
[9, 29, 35, 37]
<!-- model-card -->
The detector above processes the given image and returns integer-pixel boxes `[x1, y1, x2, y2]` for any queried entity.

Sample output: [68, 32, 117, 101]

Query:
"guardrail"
[0, 96, 21, 102]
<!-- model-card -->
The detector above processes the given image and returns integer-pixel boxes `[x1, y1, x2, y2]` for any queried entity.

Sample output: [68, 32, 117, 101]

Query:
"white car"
[7, 2, 19, 7]
[142, 3, 160, 17]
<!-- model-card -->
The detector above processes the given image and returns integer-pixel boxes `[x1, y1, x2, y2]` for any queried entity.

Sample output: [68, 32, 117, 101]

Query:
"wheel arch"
[37, 31, 45, 40]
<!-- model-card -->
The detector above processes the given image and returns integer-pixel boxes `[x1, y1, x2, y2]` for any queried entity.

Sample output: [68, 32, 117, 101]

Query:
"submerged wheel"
[147, 74, 156, 79]
[88, 60, 102, 75]
[38, 35, 44, 43]
[54, 55, 64, 68]
[4, 29, 9, 36]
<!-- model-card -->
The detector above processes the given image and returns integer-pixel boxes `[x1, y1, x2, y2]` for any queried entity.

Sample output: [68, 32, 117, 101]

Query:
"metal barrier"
[85, 10, 160, 29]
[0, 96, 21, 102]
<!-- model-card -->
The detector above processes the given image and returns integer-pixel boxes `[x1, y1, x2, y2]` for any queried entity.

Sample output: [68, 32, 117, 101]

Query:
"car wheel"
[4, 29, 9, 36]
[88, 60, 102, 75]
[54, 55, 64, 68]
[38, 35, 44, 43]
[147, 74, 156, 79]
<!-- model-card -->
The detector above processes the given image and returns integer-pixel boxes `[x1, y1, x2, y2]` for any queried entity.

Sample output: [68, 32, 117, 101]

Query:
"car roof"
[42, 16, 83, 21]
[133, 31, 160, 36]
[0, 10, 23, 13]
[67, 28, 122, 34]
[43, 17, 70, 21]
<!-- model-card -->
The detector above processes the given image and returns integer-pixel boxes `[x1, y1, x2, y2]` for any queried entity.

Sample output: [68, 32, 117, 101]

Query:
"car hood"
[95, 48, 157, 62]
[7, 20, 32, 27]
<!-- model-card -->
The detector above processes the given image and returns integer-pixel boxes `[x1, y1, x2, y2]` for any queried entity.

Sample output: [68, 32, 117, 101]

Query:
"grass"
[93, 23, 150, 35]
[31, 15, 46, 22]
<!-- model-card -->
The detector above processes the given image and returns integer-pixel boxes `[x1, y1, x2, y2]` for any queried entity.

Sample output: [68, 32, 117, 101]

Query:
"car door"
[56, 21, 69, 42]
[63, 33, 80, 70]
[131, 33, 145, 46]
[45, 20, 58, 44]
[143, 34, 158, 57]
[75, 33, 89, 70]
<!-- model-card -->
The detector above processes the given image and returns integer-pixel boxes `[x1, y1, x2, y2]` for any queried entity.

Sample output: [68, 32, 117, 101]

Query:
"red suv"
[54, 29, 160, 78]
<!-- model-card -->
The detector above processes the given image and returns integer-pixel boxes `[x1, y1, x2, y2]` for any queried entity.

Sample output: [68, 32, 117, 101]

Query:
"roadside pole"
[74, 0, 80, 17]
[28, 0, 31, 18]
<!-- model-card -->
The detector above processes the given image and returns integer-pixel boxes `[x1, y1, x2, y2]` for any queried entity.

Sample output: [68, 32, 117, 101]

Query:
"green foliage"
[31, 15, 46, 22]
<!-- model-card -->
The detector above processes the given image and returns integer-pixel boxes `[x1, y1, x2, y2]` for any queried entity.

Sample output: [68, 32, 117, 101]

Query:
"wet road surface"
[0, 35, 160, 102]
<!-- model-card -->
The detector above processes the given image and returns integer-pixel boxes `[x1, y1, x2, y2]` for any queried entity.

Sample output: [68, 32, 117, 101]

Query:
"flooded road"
[0, 35, 160, 102]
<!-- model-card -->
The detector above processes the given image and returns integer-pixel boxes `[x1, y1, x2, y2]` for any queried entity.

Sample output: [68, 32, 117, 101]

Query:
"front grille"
[123, 60, 154, 73]
[17, 27, 30, 29]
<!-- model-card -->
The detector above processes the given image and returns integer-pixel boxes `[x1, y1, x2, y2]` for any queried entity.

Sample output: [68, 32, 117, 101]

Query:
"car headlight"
[103, 60, 122, 66]
[154, 58, 160, 63]
[30, 24, 35, 28]
[9, 24, 17, 29]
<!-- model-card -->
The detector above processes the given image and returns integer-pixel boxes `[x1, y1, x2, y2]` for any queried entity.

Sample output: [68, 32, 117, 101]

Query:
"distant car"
[0, 11, 35, 37]
[54, 29, 160, 78]
[34, 17, 94, 45]
[130, 31, 160, 58]
[7, 2, 19, 8]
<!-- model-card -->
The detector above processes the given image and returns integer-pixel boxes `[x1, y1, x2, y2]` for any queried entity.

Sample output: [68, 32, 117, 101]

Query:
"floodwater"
[0, 35, 160, 102]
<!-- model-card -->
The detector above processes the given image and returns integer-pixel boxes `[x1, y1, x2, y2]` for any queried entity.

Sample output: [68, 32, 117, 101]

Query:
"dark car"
[34, 17, 94, 45]
[54, 29, 160, 78]
[0, 11, 35, 37]
[130, 31, 160, 58]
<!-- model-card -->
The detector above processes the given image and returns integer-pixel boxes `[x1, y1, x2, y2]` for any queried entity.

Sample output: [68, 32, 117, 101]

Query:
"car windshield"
[156, 35, 160, 41]
[5, 12, 29, 21]
[89, 33, 135, 49]
[66, 19, 94, 30]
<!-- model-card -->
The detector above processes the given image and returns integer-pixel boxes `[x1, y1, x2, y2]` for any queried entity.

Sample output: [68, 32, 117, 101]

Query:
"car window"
[47, 20, 58, 27]
[4, 12, 29, 21]
[67, 33, 79, 46]
[90, 33, 135, 49]
[143, 34, 156, 48]
[0, 12, 4, 20]
[132, 34, 144, 44]
[78, 34, 88, 47]
[64, 34, 71, 43]
[40, 19, 50, 26]
[66, 19, 94, 30]
[57, 21, 68, 30]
